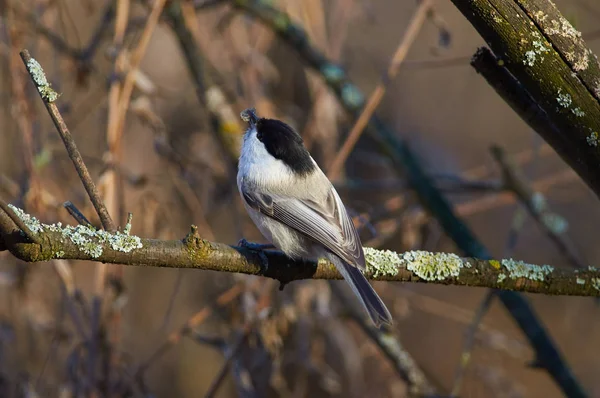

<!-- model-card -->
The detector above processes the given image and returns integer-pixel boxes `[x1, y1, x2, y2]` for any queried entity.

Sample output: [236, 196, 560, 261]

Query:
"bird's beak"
[240, 107, 259, 129]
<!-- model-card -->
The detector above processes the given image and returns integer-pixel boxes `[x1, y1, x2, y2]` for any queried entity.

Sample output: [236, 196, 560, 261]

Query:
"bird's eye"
[256, 130, 263, 141]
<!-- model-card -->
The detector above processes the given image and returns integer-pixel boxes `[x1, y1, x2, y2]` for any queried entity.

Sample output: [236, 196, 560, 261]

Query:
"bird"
[236, 108, 392, 327]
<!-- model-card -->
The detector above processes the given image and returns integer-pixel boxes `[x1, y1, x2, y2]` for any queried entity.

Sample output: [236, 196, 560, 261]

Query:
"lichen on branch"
[1, 205, 599, 297]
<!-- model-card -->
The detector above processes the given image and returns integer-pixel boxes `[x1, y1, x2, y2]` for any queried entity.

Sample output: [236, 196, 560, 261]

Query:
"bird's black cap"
[255, 117, 316, 176]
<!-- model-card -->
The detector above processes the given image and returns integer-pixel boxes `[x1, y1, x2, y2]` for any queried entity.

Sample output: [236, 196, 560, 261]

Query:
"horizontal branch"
[2, 205, 599, 296]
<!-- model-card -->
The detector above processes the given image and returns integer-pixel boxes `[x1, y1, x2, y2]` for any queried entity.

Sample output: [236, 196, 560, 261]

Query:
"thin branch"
[202, 289, 270, 398]
[490, 145, 586, 269]
[203, 328, 250, 398]
[164, 1, 241, 169]
[19, 50, 116, 232]
[63, 201, 93, 227]
[327, 0, 432, 180]
[136, 282, 248, 380]
[333, 282, 438, 396]
[111, 0, 168, 150]
[450, 290, 496, 397]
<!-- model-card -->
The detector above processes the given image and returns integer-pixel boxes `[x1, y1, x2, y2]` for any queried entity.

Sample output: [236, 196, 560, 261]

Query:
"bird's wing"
[241, 183, 365, 269]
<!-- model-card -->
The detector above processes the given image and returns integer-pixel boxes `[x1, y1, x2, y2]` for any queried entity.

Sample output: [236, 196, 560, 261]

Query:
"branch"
[453, 0, 600, 200]
[164, 1, 241, 169]
[326, 0, 432, 180]
[19, 50, 116, 232]
[1, 205, 600, 297]
[471, 47, 561, 147]
[333, 283, 439, 396]
[490, 145, 585, 269]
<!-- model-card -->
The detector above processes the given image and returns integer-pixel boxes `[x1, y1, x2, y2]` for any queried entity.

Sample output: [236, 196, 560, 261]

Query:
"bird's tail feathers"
[327, 254, 393, 327]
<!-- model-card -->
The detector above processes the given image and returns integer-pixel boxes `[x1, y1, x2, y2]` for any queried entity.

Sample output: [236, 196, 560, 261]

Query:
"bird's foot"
[237, 238, 273, 274]
[237, 238, 275, 251]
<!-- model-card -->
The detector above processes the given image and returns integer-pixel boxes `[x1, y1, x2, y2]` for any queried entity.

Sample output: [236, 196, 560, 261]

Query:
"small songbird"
[236, 108, 392, 327]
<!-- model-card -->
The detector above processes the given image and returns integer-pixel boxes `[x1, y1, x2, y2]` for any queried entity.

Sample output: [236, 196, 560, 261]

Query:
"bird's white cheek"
[239, 131, 294, 186]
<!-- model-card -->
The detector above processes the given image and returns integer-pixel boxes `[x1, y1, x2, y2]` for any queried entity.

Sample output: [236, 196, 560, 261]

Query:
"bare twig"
[19, 50, 116, 232]
[450, 290, 496, 397]
[326, 0, 432, 180]
[203, 288, 270, 398]
[136, 281, 248, 380]
[203, 328, 250, 398]
[111, 0, 168, 146]
[165, 1, 241, 168]
[63, 201, 93, 227]
[333, 282, 438, 395]
[490, 145, 585, 269]
[451, 140, 544, 397]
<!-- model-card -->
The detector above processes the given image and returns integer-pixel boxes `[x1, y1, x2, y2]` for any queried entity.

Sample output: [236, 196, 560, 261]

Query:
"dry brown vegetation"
[1, 0, 600, 397]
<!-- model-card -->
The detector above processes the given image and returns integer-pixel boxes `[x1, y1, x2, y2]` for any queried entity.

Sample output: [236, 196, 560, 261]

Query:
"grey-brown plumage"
[237, 110, 392, 327]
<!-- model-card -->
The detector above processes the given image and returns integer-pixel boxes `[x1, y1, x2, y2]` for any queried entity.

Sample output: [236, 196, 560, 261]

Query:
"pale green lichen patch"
[587, 132, 598, 147]
[571, 107, 585, 117]
[497, 273, 507, 283]
[364, 247, 401, 278]
[576, 277, 585, 285]
[523, 51, 537, 67]
[556, 89, 572, 108]
[522, 33, 550, 67]
[592, 278, 600, 291]
[589, 266, 598, 272]
[7, 205, 142, 258]
[26, 58, 59, 102]
[8, 205, 44, 233]
[271, 13, 290, 31]
[401, 251, 466, 281]
[501, 259, 554, 281]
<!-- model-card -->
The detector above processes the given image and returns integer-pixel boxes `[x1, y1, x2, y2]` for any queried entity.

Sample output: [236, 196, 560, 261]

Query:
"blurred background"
[1, 0, 600, 397]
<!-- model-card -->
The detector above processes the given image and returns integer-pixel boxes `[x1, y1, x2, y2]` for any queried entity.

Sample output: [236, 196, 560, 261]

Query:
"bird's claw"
[237, 238, 275, 251]
[238, 238, 272, 274]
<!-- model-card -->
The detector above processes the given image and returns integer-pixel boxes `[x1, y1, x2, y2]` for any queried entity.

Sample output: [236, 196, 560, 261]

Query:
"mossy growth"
[364, 247, 401, 278]
[26, 58, 59, 102]
[401, 251, 467, 281]
[8, 205, 142, 259]
[501, 258, 554, 281]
